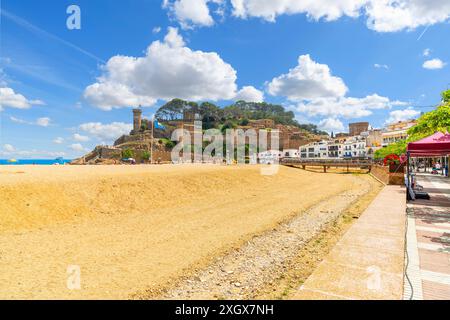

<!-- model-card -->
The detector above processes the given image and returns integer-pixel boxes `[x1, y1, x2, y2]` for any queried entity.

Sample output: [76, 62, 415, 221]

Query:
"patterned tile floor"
[404, 174, 450, 300]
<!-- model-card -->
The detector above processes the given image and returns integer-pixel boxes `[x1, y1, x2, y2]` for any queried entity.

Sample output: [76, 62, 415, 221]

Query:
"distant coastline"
[0, 159, 72, 165]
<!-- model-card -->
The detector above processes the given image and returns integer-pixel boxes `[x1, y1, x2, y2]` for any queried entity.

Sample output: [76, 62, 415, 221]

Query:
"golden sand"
[0, 164, 374, 299]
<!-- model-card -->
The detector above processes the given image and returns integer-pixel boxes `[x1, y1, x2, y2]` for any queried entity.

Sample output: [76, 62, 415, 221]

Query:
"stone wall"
[349, 122, 369, 136]
[152, 150, 172, 163]
[98, 146, 122, 159]
[114, 133, 152, 146]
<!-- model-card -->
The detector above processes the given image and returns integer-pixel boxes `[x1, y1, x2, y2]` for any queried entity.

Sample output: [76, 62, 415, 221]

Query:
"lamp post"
[150, 114, 154, 165]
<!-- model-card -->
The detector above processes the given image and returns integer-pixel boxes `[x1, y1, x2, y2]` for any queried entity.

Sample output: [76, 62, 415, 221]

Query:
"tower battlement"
[132, 108, 142, 135]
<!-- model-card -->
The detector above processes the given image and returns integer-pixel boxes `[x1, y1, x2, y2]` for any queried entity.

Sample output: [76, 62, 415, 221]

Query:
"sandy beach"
[0, 164, 380, 299]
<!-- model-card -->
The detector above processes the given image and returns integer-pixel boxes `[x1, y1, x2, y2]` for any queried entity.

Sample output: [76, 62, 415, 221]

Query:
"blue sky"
[0, 0, 449, 159]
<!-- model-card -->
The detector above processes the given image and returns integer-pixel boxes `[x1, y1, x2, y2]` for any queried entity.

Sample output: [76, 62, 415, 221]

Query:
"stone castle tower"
[132, 108, 142, 135]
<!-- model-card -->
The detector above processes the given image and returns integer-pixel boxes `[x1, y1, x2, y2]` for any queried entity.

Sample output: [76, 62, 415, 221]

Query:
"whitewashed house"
[299, 141, 329, 159]
[343, 136, 367, 159]
[282, 149, 300, 159]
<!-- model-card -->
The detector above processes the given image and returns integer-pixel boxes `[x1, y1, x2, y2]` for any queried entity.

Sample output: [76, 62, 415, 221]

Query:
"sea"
[0, 159, 72, 165]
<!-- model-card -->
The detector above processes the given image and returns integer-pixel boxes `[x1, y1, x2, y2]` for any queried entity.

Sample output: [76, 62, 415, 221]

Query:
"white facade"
[327, 140, 344, 158]
[282, 149, 300, 158]
[300, 141, 329, 159]
[300, 136, 368, 160]
[343, 136, 367, 158]
[294, 121, 417, 161]
[382, 120, 416, 147]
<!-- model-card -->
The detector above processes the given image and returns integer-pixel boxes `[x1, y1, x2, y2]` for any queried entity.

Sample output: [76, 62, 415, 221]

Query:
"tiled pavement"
[293, 185, 406, 300]
[404, 174, 450, 300]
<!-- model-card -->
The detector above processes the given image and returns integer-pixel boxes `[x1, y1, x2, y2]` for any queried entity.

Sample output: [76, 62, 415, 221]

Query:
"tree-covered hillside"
[155, 99, 328, 135]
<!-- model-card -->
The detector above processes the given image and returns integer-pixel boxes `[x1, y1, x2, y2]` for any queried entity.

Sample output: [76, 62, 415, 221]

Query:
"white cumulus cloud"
[230, 0, 450, 32]
[318, 118, 345, 133]
[73, 133, 90, 142]
[53, 137, 64, 144]
[374, 63, 389, 70]
[234, 86, 264, 102]
[36, 117, 51, 127]
[385, 107, 420, 124]
[0, 87, 44, 109]
[79, 122, 133, 142]
[267, 54, 348, 101]
[297, 94, 408, 119]
[70, 143, 86, 152]
[231, 0, 365, 22]
[84, 27, 238, 110]
[10, 116, 51, 127]
[3, 144, 15, 152]
[269, 55, 407, 120]
[365, 0, 450, 32]
[166, 0, 213, 28]
[423, 58, 446, 70]
[163, 0, 225, 28]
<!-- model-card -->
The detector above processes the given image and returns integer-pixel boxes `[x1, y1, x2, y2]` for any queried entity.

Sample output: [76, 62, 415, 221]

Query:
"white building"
[297, 120, 416, 161]
[327, 139, 345, 158]
[300, 141, 329, 159]
[299, 136, 369, 160]
[343, 136, 367, 158]
[282, 149, 300, 158]
[382, 120, 416, 147]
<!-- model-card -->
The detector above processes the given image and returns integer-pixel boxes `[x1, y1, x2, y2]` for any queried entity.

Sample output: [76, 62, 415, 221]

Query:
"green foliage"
[155, 99, 198, 121]
[297, 123, 328, 136]
[223, 101, 299, 126]
[156, 99, 184, 120]
[155, 99, 329, 136]
[374, 140, 407, 159]
[122, 149, 135, 159]
[407, 103, 450, 141]
[220, 120, 237, 133]
[239, 118, 249, 126]
[199, 102, 221, 129]
[442, 89, 450, 103]
[142, 150, 151, 161]
[159, 138, 176, 149]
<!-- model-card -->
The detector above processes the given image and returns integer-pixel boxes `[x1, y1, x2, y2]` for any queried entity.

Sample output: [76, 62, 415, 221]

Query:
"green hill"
[155, 99, 328, 135]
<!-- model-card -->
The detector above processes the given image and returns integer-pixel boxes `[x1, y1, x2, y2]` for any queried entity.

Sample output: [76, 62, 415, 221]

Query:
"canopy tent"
[405, 132, 450, 200]
[407, 132, 450, 157]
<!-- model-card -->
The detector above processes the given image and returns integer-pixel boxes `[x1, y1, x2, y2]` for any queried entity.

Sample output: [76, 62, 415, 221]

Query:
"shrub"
[383, 154, 400, 166]
[374, 140, 407, 159]
[122, 149, 135, 159]
[159, 138, 176, 149]
[142, 151, 151, 161]
[239, 118, 249, 126]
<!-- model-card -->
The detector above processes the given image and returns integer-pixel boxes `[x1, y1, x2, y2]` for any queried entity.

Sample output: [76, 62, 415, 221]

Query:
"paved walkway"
[404, 174, 450, 300]
[293, 185, 406, 300]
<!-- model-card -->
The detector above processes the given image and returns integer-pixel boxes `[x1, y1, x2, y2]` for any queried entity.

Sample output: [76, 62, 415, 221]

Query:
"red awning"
[407, 132, 450, 157]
